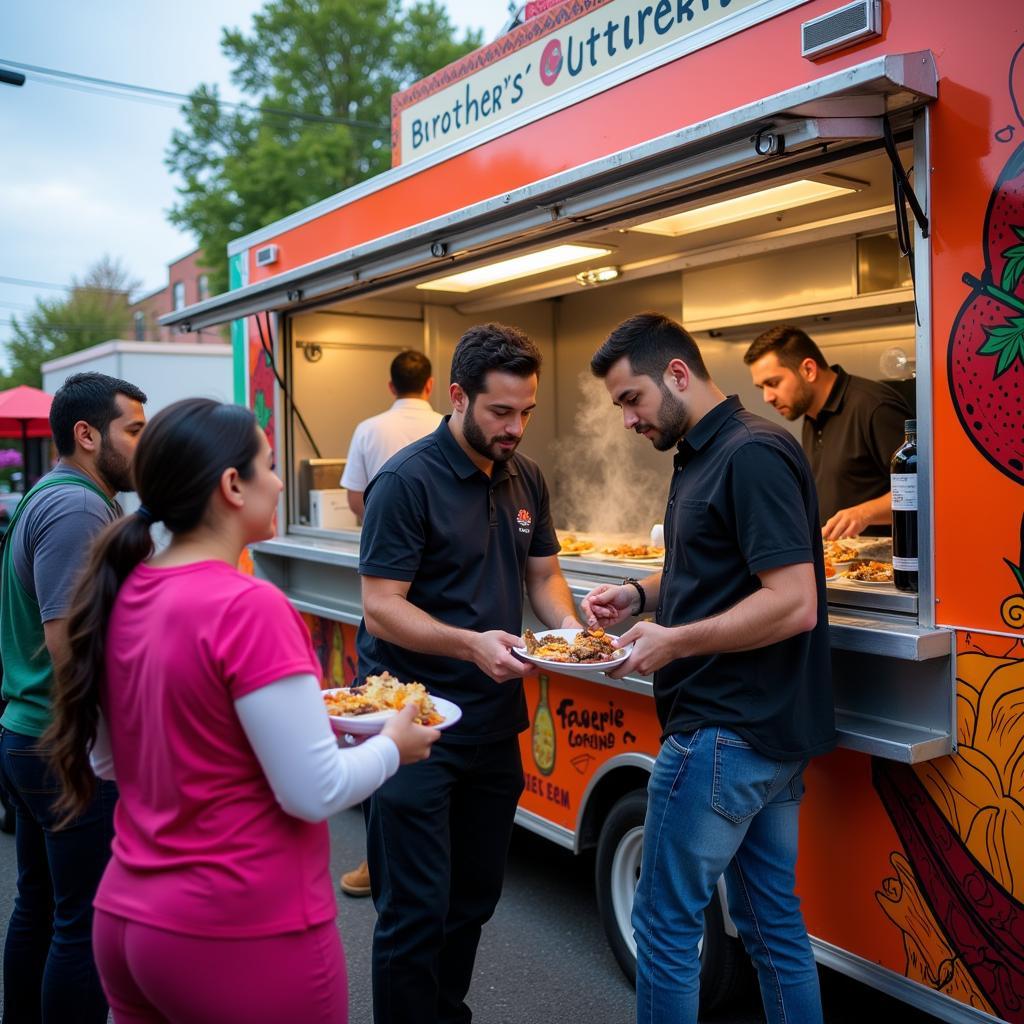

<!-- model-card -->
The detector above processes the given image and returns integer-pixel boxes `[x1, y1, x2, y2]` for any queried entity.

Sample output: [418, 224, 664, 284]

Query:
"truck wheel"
[594, 789, 753, 1012]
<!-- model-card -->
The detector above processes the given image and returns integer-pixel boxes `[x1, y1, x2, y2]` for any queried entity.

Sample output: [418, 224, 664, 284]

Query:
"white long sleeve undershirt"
[90, 672, 400, 824]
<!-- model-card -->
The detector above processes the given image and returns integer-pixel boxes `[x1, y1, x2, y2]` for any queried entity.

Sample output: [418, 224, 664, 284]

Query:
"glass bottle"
[890, 420, 918, 593]
[532, 675, 556, 776]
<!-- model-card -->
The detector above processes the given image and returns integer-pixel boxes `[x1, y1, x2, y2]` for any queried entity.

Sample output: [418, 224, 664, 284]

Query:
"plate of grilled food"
[558, 534, 597, 556]
[823, 540, 861, 568]
[322, 672, 460, 735]
[513, 627, 633, 674]
[597, 543, 665, 562]
[838, 560, 895, 585]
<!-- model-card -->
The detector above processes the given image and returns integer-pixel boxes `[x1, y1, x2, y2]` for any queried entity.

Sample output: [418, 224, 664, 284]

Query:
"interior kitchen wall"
[289, 300, 428, 475]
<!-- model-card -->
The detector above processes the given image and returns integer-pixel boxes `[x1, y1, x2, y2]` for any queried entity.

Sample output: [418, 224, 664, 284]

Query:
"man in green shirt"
[0, 372, 146, 1023]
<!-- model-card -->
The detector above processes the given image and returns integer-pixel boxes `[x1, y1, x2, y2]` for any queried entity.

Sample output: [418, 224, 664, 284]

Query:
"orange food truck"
[163, 1, 1024, 1020]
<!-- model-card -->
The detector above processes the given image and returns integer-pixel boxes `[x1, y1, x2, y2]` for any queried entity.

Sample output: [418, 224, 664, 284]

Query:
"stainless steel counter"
[252, 534, 955, 764]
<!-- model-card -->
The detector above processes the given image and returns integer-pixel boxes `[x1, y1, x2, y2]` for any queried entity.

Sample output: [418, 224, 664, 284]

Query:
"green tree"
[2, 257, 139, 388]
[166, 0, 483, 294]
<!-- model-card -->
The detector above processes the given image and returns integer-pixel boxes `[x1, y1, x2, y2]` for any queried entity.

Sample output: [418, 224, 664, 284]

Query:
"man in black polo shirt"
[357, 322, 580, 1024]
[583, 313, 835, 1024]
[743, 325, 909, 539]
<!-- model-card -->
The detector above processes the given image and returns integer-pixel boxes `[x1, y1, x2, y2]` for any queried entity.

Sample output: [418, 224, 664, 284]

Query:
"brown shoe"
[339, 859, 371, 897]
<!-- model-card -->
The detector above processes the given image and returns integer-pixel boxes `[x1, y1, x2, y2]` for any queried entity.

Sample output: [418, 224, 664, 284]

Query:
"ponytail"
[43, 397, 260, 824]
[44, 511, 154, 822]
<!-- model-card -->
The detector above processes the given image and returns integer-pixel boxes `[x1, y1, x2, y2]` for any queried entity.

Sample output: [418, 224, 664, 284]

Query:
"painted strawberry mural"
[948, 42, 1024, 628]
[949, 145, 1024, 484]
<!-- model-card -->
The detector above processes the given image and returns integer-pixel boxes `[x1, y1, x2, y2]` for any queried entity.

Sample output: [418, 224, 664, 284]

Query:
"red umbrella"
[0, 385, 53, 488]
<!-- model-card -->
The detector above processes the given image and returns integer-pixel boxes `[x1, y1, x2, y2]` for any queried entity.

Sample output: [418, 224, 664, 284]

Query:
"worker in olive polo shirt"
[0, 372, 147, 1023]
[356, 323, 580, 1024]
[583, 313, 835, 1024]
[743, 324, 909, 539]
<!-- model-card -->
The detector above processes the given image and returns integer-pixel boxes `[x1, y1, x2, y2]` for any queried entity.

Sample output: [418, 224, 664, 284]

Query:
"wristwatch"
[622, 577, 646, 615]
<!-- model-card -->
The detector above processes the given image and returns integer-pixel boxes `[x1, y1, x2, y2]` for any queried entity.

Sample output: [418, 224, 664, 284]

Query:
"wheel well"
[577, 767, 650, 851]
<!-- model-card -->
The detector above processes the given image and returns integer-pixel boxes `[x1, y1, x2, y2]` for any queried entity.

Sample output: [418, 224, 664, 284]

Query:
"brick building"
[130, 248, 224, 343]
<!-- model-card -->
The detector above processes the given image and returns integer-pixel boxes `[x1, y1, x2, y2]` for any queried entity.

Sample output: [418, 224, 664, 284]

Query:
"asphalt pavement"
[0, 807, 943, 1023]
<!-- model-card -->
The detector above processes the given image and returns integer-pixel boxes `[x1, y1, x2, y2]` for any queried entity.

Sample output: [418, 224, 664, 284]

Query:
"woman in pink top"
[44, 398, 438, 1024]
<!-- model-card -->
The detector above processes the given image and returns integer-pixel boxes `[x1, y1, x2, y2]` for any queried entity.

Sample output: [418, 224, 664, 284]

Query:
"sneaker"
[340, 859, 371, 897]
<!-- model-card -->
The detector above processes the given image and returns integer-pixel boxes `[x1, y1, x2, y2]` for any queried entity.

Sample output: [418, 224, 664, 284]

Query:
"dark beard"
[464, 401, 520, 463]
[96, 438, 134, 493]
[649, 385, 688, 451]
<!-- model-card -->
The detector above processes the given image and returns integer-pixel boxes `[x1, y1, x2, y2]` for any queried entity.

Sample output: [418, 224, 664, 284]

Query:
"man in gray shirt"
[0, 372, 146, 1023]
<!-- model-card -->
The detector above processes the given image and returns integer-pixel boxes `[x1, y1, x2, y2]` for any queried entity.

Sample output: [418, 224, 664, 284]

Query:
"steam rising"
[551, 372, 669, 537]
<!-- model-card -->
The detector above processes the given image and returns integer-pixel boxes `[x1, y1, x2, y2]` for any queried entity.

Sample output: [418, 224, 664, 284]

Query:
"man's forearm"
[673, 585, 816, 658]
[364, 594, 477, 660]
[636, 573, 662, 614]
[863, 492, 893, 526]
[527, 573, 579, 628]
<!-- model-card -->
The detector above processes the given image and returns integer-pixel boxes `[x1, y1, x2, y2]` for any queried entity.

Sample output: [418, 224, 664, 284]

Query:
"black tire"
[594, 789, 753, 1013]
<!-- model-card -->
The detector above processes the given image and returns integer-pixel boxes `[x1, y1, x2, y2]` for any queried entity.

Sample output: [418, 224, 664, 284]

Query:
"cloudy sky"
[0, 1, 510, 360]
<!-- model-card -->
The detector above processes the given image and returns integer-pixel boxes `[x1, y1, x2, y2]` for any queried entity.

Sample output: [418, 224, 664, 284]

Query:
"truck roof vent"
[802, 0, 881, 60]
[255, 244, 279, 267]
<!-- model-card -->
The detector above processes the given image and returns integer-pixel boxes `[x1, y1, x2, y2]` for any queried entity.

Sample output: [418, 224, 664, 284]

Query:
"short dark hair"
[590, 313, 709, 382]
[50, 372, 148, 457]
[450, 323, 541, 400]
[743, 325, 828, 370]
[390, 350, 432, 396]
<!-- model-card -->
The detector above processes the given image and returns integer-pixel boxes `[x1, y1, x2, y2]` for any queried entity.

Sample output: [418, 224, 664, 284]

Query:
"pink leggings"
[93, 910, 347, 1024]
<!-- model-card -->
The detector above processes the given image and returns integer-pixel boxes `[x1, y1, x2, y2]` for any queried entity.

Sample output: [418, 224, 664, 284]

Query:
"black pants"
[367, 736, 524, 1024]
[0, 727, 116, 1024]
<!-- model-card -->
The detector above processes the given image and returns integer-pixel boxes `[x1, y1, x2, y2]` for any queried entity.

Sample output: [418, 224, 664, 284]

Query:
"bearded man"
[355, 322, 579, 1024]
[743, 325, 908, 539]
[0, 372, 147, 1023]
[582, 313, 835, 1024]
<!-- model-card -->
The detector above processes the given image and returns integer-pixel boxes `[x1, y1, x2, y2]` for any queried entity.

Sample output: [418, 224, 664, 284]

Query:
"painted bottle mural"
[532, 675, 556, 776]
[329, 623, 345, 687]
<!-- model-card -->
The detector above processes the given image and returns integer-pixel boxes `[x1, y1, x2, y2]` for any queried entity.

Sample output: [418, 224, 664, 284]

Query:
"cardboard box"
[309, 489, 359, 530]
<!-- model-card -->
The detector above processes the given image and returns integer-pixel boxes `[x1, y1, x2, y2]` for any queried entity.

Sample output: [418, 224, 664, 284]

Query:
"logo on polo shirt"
[517, 508, 532, 534]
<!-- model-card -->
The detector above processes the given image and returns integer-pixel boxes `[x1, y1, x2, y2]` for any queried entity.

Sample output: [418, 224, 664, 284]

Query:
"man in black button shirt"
[744, 324, 909, 539]
[357, 323, 580, 1024]
[583, 313, 835, 1024]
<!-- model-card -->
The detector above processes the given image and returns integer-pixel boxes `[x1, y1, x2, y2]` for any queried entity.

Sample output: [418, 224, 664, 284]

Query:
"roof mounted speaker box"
[802, 1, 882, 60]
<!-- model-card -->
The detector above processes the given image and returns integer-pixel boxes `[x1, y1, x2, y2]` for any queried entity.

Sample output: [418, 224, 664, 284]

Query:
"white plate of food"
[323, 673, 461, 735]
[823, 541, 861, 567]
[596, 545, 665, 562]
[839, 561, 895, 585]
[513, 628, 633, 674]
[558, 536, 597, 556]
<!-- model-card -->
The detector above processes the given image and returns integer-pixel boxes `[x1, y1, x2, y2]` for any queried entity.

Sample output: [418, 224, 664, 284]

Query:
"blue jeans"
[0, 726, 116, 1024]
[633, 726, 822, 1024]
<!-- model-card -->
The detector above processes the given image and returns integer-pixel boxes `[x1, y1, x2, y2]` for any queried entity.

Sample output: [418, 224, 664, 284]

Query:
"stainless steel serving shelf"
[253, 535, 955, 764]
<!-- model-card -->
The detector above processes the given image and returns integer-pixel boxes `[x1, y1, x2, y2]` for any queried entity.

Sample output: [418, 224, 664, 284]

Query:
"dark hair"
[44, 398, 262, 822]
[390, 350, 432, 396]
[743, 325, 828, 370]
[50, 372, 148, 457]
[450, 323, 541, 400]
[590, 313, 709, 382]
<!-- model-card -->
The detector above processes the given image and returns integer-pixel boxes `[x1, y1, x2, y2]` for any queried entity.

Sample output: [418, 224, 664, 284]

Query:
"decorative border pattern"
[390, 0, 616, 160]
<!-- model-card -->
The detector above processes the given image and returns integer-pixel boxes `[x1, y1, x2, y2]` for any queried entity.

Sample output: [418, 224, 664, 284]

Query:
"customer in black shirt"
[744, 324, 909, 539]
[583, 313, 835, 1024]
[357, 322, 580, 1024]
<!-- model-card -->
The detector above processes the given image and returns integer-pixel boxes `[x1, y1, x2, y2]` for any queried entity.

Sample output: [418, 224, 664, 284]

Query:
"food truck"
[163, 1, 1024, 1019]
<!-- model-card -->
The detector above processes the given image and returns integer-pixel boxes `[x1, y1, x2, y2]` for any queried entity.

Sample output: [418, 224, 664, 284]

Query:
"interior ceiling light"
[417, 244, 611, 293]
[630, 179, 858, 237]
[576, 266, 620, 286]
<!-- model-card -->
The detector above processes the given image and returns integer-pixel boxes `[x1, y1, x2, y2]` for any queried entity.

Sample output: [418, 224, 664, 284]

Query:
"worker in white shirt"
[341, 350, 442, 522]
[339, 350, 441, 898]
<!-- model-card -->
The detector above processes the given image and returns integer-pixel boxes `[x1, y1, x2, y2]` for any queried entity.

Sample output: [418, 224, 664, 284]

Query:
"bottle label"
[891, 474, 918, 511]
[893, 556, 918, 571]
